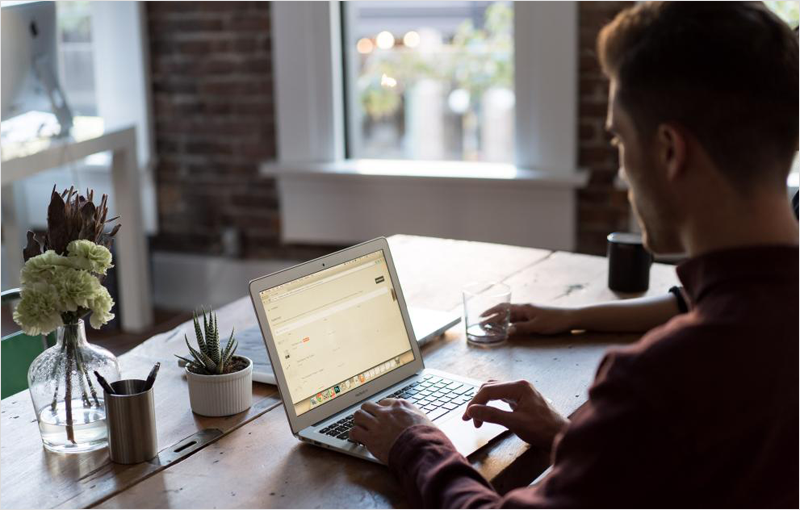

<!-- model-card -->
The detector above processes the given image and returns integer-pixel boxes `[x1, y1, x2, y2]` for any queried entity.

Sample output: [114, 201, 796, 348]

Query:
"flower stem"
[50, 341, 67, 412]
[64, 338, 76, 444]
[75, 348, 100, 407]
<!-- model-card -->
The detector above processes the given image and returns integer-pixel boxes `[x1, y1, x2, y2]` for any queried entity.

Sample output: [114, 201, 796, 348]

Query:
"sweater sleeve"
[387, 351, 675, 508]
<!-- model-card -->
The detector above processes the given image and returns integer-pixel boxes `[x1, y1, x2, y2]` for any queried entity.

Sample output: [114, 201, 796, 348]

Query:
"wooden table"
[0, 235, 680, 509]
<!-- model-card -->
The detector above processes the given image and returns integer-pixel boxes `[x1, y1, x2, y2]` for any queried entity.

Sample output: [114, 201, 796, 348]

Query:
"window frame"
[271, 1, 579, 176]
[268, 1, 585, 251]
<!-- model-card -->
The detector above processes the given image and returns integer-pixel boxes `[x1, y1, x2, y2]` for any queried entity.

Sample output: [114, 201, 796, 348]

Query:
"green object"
[175, 309, 238, 375]
[1, 289, 55, 399]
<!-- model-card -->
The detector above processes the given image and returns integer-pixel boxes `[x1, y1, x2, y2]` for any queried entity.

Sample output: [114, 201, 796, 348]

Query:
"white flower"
[12, 282, 64, 336]
[20, 250, 70, 285]
[67, 240, 113, 275]
[16, 243, 116, 332]
[51, 267, 101, 312]
[88, 286, 115, 329]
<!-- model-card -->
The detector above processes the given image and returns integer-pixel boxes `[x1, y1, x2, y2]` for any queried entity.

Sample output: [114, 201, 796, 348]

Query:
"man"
[350, 3, 799, 507]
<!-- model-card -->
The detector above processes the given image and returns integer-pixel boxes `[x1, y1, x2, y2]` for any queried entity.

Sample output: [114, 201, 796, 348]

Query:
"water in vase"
[37, 399, 108, 453]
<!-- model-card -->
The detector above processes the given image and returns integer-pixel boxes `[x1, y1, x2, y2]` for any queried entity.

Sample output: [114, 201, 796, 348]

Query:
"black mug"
[607, 232, 653, 293]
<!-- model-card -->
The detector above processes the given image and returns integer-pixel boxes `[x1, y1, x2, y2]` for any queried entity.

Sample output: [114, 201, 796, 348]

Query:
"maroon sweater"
[389, 245, 799, 508]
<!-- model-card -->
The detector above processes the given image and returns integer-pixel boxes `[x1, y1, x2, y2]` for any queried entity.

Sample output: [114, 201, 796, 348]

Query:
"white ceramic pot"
[185, 356, 253, 417]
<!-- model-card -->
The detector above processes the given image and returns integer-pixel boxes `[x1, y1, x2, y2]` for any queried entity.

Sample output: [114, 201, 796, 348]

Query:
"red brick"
[232, 38, 258, 53]
[226, 13, 270, 32]
[576, 2, 631, 255]
[157, 17, 224, 33]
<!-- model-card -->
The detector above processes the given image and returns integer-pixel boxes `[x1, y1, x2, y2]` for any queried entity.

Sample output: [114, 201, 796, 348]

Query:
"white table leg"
[1, 183, 25, 289]
[110, 129, 154, 332]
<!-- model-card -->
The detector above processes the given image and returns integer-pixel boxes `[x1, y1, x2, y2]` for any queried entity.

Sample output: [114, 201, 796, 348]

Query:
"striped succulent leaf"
[193, 312, 206, 355]
[208, 314, 221, 365]
[176, 309, 238, 375]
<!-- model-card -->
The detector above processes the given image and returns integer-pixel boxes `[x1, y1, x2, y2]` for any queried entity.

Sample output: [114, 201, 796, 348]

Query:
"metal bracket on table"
[151, 428, 223, 467]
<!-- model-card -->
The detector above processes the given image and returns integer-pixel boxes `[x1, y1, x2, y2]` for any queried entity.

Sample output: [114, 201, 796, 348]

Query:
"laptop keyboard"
[318, 375, 476, 442]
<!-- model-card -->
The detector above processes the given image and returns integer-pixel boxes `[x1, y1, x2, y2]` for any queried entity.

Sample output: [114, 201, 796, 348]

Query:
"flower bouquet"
[13, 186, 123, 453]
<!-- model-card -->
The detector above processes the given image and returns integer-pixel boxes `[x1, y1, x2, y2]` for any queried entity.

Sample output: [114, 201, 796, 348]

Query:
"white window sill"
[260, 159, 586, 251]
[260, 159, 588, 189]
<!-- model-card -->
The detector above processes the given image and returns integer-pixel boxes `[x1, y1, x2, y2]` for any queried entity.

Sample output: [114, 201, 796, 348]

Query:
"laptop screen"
[258, 250, 416, 417]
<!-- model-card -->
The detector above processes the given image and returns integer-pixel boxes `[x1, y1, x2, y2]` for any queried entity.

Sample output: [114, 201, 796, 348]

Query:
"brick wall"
[576, 2, 633, 255]
[147, 2, 329, 260]
[147, 1, 632, 258]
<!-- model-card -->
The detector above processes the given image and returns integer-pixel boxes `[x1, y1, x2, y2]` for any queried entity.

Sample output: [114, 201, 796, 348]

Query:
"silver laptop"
[248, 237, 509, 463]
[236, 308, 460, 384]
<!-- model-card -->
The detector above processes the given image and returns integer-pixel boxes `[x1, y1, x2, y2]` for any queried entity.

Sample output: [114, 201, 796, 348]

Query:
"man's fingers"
[349, 424, 368, 444]
[480, 303, 507, 318]
[353, 409, 378, 429]
[464, 404, 516, 428]
[361, 401, 386, 415]
[477, 379, 499, 392]
[480, 312, 505, 327]
[481, 303, 527, 321]
[465, 380, 524, 413]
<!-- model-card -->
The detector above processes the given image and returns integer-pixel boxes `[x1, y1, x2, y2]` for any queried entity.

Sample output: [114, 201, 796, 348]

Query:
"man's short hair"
[598, 2, 798, 190]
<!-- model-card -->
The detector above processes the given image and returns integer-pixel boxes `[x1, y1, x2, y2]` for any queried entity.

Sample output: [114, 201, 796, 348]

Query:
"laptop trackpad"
[438, 402, 512, 457]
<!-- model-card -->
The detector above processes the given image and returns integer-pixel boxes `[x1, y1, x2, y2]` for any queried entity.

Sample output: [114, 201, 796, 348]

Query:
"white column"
[481, 87, 515, 163]
[90, 1, 157, 234]
[514, 2, 578, 173]
[110, 128, 154, 332]
[272, 2, 345, 162]
[406, 79, 445, 160]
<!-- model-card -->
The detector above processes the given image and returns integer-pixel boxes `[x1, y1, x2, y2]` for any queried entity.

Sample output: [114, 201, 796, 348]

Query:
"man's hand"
[349, 398, 435, 464]
[462, 379, 568, 452]
[482, 303, 576, 336]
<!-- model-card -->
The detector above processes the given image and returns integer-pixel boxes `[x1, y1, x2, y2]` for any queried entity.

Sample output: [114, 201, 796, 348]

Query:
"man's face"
[606, 82, 683, 255]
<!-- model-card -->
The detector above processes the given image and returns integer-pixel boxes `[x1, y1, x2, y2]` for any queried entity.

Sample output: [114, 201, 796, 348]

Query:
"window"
[343, 1, 514, 163]
[764, 1, 799, 29]
[763, 1, 799, 185]
[268, 3, 581, 250]
[56, 1, 97, 116]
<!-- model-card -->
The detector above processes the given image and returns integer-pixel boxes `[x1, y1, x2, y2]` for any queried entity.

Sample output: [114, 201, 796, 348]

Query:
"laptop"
[236, 308, 460, 384]
[248, 237, 509, 463]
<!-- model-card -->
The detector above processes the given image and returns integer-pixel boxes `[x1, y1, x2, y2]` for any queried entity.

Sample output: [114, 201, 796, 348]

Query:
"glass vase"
[27, 320, 120, 453]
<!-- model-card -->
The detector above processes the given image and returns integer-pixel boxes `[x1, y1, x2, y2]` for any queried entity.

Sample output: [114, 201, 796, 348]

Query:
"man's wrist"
[565, 306, 586, 330]
[540, 414, 570, 453]
[388, 424, 455, 471]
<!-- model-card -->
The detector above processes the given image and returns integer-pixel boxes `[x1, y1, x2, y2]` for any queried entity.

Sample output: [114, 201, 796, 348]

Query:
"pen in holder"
[104, 379, 158, 464]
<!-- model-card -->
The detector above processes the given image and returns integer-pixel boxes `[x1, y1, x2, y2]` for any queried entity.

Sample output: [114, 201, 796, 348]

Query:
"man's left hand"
[349, 398, 434, 464]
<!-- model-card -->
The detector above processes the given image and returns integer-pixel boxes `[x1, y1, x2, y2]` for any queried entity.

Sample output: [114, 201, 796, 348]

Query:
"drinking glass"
[462, 282, 511, 346]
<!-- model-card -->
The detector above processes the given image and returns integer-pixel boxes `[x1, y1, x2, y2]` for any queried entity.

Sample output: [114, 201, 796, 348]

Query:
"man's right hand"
[462, 379, 568, 452]
[481, 303, 577, 336]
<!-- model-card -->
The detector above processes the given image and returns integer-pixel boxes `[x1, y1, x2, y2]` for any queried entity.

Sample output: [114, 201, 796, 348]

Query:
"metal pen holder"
[104, 379, 158, 464]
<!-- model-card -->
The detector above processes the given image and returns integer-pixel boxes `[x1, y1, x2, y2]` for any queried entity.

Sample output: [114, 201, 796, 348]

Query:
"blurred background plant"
[349, 1, 514, 162]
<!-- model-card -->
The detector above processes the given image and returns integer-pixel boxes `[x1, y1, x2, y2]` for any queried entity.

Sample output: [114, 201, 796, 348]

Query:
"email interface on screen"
[259, 250, 415, 416]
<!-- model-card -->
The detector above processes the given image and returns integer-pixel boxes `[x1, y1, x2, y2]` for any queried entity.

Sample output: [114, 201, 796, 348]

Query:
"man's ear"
[656, 123, 687, 182]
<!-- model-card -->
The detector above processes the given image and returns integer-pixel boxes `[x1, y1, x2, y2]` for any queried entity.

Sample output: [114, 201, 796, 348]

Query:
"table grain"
[1, 235, 680, 509]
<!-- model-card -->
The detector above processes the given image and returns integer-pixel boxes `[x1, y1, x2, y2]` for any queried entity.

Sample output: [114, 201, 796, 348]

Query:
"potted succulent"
[176, 309, 252, 417]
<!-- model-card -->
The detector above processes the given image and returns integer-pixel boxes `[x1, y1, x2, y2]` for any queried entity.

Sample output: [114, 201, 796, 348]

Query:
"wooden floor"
[1, 306, 192, 357]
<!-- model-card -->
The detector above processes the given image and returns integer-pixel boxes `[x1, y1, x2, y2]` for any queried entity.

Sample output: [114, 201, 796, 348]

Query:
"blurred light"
[380, 73, 397, 88]
[403, 30, 420, 48]
[376, 31, 395, 50]
[491, 88, 515, 110]
[356, 37, 374, 54]
[448, 88, 470, 114]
